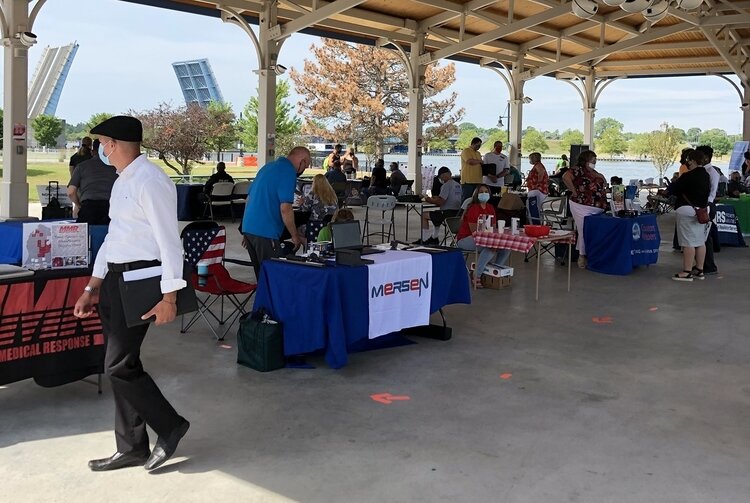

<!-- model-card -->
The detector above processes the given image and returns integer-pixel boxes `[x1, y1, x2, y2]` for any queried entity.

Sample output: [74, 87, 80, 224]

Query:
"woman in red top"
[562, 150, 607, 268]
[456, 184, 511, 288]
[525, 152, 549, 219]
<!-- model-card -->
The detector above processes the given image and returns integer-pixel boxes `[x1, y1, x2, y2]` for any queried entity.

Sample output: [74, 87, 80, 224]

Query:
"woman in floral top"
[301, 174, 339, 241]
[525, 152, 549, 219]
[562, 150, 607, 268]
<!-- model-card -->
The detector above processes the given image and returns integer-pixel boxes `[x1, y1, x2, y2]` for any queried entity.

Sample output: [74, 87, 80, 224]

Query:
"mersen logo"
[371, 273, 429, 298]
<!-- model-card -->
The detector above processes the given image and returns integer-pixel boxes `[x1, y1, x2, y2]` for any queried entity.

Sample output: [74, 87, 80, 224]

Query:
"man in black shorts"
[415, 167, 463, 245]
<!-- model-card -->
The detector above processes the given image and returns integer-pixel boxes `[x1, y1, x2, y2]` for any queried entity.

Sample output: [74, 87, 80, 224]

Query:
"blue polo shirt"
[242, 157, 297, 239]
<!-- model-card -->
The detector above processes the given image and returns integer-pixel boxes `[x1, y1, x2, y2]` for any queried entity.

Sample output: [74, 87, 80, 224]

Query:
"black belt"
[107, 260, 161, 273]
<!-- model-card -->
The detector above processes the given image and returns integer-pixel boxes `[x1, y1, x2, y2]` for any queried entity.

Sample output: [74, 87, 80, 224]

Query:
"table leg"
[567, 242, 572, 292]
[535, 242, 541, 301]
[405, 205, 411, 241]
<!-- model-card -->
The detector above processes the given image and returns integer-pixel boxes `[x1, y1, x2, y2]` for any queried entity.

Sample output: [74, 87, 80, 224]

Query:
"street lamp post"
[496, 102, 510, 143]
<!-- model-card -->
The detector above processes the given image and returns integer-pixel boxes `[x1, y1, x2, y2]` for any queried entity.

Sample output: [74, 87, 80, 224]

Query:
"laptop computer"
[330, 221, 385, 255]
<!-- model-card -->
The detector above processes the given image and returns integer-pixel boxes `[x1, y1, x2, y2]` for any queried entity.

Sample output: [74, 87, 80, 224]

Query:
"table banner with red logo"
[367, 250, 432, 339]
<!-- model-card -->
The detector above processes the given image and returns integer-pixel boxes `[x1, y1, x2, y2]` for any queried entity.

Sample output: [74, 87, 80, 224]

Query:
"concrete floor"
[3, 208, 750, 503]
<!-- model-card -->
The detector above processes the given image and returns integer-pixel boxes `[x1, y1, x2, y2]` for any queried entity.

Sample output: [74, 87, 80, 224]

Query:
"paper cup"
[497, 221, 505, 233]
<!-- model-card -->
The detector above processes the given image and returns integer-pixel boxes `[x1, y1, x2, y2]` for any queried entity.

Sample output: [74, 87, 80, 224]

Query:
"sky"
[5, 0, 745, 135]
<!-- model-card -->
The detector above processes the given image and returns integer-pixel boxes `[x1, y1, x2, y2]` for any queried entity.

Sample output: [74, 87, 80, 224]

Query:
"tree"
[686, 127, 701, 144]
[458, 122, 478, 131]
[598, 127, 628, 154]
[629, 133, 652, 157]
[290, 38, 464, 157]
[135, 102, 210, 175]
[647, 123, 684, 179]
[239, 79, 301, 153]
[594, 117, 624, 139]
[699, 128, 732, 156]
[484, 128, 508, 148]
[205, 101, 238, 159]
[559, 128, 584, 153]
[456, 129, 481, 150]
[31, 115, 64, 148]
[86, 113, 114, 134]
[522, 128, 549, 153]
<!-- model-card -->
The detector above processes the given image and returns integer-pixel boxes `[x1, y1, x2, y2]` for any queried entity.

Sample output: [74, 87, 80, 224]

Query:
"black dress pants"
[703, 203, 718, 273]
[99, 271, 184, 454]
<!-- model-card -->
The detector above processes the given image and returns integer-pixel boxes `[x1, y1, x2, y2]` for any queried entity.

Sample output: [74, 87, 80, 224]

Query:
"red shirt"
[457, 203, 496, 241]
[526, 163, 549, 194]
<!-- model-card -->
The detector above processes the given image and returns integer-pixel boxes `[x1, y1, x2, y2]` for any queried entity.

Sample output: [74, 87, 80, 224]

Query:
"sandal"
[691, 267, 705, 280]
[472, 278, 484, 289]
[672, 270, 693, 282]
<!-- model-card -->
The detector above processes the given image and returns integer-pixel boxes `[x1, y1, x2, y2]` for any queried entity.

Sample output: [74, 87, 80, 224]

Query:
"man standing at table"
[242, 146, 311, 279]
[697, 145, 720, 275]
[460, 137, 483, 202]
[73, 116, 190, 472]
[482, 141, 510, 196]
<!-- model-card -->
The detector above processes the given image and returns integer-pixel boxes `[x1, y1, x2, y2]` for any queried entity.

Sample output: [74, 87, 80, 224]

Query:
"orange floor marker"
[500, 373, 512, 380]
[592, 316, 613, 324]
[370, 393, 410, 404]
[649, 307, 658, 312]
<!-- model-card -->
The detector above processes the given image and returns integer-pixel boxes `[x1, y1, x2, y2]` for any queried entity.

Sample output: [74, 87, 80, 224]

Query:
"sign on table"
[36, 185, 73, 207]
[21, 222, 89, 270]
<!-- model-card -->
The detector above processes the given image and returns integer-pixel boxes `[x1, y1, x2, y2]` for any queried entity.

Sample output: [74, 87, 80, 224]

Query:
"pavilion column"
[742, 83, 749, 142]
[257, 1, 279, 165]
[1, 0, 31, 220]
[407, 33, 426, 194]
[507, 61, 525, 168]
[582, 75, 596, 148]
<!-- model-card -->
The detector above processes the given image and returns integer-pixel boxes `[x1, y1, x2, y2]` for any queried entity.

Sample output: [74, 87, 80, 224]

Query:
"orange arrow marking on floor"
[649, 307, 658, 312]
[370, 393, 411, 404]
[592, 316, 613, 324]
[500, 373, 513, 380]
[219, 344, 232, 349]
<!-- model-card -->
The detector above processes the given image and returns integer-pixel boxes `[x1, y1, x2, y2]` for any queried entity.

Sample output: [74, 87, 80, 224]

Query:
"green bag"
[237, 310, 285, 372]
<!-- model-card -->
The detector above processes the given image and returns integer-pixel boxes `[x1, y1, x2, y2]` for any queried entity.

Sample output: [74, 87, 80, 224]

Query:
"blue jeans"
[457, 236, 511, 276]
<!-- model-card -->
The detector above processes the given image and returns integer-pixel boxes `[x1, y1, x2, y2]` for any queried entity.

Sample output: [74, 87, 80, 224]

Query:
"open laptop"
[330, 221, 385, 255]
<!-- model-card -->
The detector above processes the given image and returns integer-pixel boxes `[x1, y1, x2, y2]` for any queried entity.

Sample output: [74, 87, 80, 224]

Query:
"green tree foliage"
[647, 123, 684, 179]
[458, 122, 478, 131]
[698, 128, 732, 156]
[31, 115, 64, 148]
[594, 117, 624, 139]
[686, 127, 701, 144]
[522, 128, 549, 153]
[559, 128, 584, 153]
[597, 127, 628, 154]
[239, 79, 301, 153]
[629, 133, 652, 157]
[484, 128, 508, 148]
[205, 101, 237, 157]
[86, 113, 114, 134]
[456, 129, 481, 150]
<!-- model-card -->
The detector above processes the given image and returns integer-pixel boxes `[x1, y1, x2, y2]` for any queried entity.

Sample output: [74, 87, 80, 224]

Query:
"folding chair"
[525, 197, 556, 262]
[542, 196, 575, 265]
[330, 181, 347, 208]
[230, 180, 251, 219]
[204, 182, 235, 221]
[362, 195, 396, 244]
[180, 222, 256, 340]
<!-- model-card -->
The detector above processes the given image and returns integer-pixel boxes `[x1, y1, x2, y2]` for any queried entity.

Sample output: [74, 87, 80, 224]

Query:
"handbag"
[682, 194, 710, 224]
[237, 309, 285, 372]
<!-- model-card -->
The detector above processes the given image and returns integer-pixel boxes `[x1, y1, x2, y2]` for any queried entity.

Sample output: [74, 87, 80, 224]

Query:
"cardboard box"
[481, 274, 512, 289]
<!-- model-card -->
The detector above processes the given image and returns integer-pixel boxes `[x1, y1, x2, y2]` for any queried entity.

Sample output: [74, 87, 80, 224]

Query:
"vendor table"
[473, 229, 576, 300]
[253, 249, 471, 368]
[717, 196, 750, 235]
[0, 270, 105, 386]
[395, 201, 438, 242]
[176, 183, 205, 221]
[715, 204, 747, 247]
[0, 222, 108, 265]
[584, 214, 660, 275]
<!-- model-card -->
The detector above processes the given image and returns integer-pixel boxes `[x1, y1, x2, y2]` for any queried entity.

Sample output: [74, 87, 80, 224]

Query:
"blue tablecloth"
[176, 184, 205, 221]
[253, 250, 472, 368]
[584, 214, 660, 275]
[715, 204, 747, 247]
[0, 221, 108, 265]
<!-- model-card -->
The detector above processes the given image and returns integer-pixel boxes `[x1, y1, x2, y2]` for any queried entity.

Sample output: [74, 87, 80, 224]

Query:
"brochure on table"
[21, 222, 89, 270]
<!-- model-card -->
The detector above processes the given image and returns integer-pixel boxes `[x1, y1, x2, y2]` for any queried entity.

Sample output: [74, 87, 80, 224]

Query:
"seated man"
[325, 159, 347, 186]
[727, 171, 747, 198]
[389, 162, 408, 195]
[204, 162, 234, 195]
[415, 167, 462, 245]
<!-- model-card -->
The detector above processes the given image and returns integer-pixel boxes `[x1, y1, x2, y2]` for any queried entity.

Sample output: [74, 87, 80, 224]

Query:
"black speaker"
[569, 144, 590, 166]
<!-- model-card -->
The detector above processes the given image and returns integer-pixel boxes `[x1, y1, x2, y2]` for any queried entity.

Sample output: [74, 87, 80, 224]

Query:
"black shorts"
[429, 209, 459, 226]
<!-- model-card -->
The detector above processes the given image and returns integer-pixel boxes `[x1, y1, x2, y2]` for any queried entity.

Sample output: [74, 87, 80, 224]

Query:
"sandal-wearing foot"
[672, 270, 693, 282]
[472, 279, 484, 289]
[691, 267, 705, 280]
[577, 256, 587, 269]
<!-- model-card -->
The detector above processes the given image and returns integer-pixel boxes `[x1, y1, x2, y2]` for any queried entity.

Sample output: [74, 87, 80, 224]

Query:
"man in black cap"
[74, 115, 190, 472]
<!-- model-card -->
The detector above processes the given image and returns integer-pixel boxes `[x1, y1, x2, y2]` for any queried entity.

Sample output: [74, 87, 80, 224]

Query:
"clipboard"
[117, 262, 197, 327]
[481, 163, 497, 176]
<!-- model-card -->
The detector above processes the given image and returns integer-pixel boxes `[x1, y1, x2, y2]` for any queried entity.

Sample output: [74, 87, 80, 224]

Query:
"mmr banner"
[367, 251, 431, 339]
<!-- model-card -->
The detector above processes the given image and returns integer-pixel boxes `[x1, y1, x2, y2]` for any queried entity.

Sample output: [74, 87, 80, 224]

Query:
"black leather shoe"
[144, 420, 190, 471]
[88, 451, 150, 472]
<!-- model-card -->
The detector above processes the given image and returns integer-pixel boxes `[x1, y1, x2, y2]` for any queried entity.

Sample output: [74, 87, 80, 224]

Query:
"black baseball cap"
[91, 115, 143, 142]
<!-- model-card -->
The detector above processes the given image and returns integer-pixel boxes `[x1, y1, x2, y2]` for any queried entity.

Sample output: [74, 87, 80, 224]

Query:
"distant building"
[28, 43, 79, 119]
[172, 58, 224, 108]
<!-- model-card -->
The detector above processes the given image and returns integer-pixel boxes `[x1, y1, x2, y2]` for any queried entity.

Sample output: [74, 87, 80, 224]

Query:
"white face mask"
[587, 162, 596, 169]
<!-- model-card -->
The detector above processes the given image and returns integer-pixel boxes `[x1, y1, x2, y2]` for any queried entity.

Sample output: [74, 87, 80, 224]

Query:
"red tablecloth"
[473, 230, 576, 253]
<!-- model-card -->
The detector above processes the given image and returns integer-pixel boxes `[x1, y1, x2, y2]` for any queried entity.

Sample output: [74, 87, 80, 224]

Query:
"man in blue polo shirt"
[242, 146, 311, 278]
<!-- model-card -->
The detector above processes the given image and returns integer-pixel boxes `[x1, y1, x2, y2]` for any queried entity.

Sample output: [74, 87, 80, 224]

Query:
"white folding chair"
[206, 182, 235, 221]
[362, 195, 397, 244]
[230, 180, 251, 219]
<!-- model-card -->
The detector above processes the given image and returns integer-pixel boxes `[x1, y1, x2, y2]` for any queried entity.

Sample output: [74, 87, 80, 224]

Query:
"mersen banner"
[368, 251, 432, 339]
[0, 275, 104, 385]
[630, 219, 660, 265]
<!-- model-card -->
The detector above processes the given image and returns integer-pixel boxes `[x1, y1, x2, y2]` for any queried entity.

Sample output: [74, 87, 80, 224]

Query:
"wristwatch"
[84, 286, 98, 294]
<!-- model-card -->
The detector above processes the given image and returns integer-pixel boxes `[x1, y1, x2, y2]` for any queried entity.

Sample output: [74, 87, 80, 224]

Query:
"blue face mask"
[478, 192, 490, 203]
[98, 142, 113, 166]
